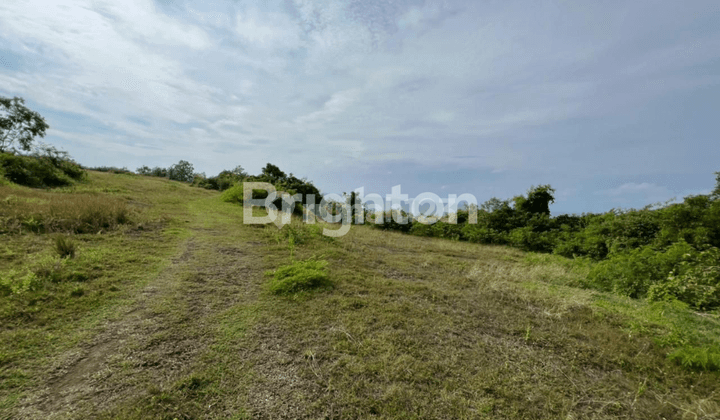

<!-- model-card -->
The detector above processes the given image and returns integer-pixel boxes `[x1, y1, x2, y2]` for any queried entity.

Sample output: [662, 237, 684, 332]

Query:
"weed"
[54, 235, 76, 259]
[266, 258, 331, 295]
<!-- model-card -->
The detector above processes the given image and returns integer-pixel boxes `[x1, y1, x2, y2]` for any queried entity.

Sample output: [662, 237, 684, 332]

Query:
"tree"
[713, 171, 720, 200]
[168, 160, 194, 182]
[136, 165, 152, 175]
[514, 185, 556, 216]
[0, 96, 50, 153]
[231, 165, 247, 178]
[261, 163, 287, 182]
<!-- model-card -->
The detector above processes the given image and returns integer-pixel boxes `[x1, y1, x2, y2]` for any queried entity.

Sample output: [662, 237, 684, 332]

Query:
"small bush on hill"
[648, 247, 720, 310]
[585, 241, 698, 298]
[220, 184, 244, 203]
[0, 153, 74, 188]
[267, 259, 331, 295]
[54, 235, 76, 259]
[86, 166, 134, 174]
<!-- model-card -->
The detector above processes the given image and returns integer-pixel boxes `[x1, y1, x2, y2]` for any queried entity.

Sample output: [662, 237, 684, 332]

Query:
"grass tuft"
[54, 235, 76, 259]
[267, 258, 331, 295]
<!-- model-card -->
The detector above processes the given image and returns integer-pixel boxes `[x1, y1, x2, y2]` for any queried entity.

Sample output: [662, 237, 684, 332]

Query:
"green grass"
[266, 258, 331, 295]
[0, 171, 718, 419]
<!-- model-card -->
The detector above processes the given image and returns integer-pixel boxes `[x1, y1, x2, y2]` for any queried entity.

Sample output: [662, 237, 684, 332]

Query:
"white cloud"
[294, 88, 362, 125]
[235, 9, 302, 50]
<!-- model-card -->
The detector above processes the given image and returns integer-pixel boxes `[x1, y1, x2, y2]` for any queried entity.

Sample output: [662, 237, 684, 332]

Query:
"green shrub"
[220, 184, 244, 203]
[87, 166, 133, 175]
[509, 226, 557, 253]
[460, 224, 508, 245]
[0, 152, 73, 188]
[371, 209, 413, 233]
[585, 241, 697, 298]
[0, 269, 43, 295]
[267, 259, 331, 295]
[667, 346, 720, 371]
[648, 247, 720, 310]
[54, 235, 76, 259]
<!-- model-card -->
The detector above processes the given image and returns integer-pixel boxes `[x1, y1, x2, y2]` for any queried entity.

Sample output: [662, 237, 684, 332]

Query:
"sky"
[1, 0, 719, 215]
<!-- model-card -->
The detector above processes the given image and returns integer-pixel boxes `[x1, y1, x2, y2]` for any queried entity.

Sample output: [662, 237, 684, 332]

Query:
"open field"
[1, 172, 719, 419]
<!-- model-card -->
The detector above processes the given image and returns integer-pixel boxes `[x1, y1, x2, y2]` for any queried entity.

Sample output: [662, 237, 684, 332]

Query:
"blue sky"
[1, 0, 718, 215]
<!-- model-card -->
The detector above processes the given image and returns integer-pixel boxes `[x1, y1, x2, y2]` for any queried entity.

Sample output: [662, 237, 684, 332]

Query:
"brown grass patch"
[0, 186, 132, 234]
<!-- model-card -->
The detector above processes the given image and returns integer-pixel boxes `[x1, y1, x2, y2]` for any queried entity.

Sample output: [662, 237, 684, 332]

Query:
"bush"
[86, 166, 133, 174]
[168, 160, 194, 183]
[267, 259, 331, 295]
[509, 226, 558, 253]
[585, 241, 697, 298]
[648, 247, 720, 310]
[461, 224, 509, 245]
[54, 235, 76, 259]
[220, 184, 244, 203]
[371, 209, 413, 233]
[0, 152, 74, 188]
[667, 346, 720, 371]
[0, 269, 42, 295]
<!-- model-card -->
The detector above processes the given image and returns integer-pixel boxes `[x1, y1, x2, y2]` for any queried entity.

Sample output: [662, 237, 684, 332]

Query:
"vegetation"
[0, 185, 131, 234]
[0, 110, 718, 419]
[369, 180, 720, 312]
[0, 96, 49, 153]
[0, 169, 718, 419]
[266, 258, 331, 295]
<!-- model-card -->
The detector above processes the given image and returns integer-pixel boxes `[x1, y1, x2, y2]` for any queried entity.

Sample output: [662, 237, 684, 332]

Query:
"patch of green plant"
[0, 269, 42, 296]
[668, 345, 720, 371]
[220, 183, 244, 203]
[584, 240, 698, 298]
[647, 247, 720, 310]
[54, 235, 76, 259]
[266, 258, 331, 295]
[0, 152, 78, 188]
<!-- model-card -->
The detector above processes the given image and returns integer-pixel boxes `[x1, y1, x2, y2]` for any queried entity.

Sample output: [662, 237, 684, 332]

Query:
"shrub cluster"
[85, 166, 134, 174]
[0, 148, 85, 188]
[266, 258, 331, 295]
[137, 160, 195, 183]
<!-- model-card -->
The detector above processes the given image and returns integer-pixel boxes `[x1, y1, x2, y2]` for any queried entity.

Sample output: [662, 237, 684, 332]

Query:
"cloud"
[235, 9, 302, 50]
[1, 0, 719, 215]
[294, 88, 362, 125]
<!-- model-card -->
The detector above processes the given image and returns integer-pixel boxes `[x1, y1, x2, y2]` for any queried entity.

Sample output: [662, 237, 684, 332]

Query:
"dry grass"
[0, 185, 132, 234]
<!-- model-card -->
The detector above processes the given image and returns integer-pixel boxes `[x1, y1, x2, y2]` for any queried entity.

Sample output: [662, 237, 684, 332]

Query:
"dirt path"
[14, 222, 264, 419]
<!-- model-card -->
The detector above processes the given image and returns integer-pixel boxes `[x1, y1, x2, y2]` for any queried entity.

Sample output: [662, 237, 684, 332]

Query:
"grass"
[266, 258, 331, 295]
[0, 184, 132, 234]
[0, 171, 718, 419]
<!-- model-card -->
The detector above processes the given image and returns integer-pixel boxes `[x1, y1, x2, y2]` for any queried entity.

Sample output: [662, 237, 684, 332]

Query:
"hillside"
[1, 172, 719, 419]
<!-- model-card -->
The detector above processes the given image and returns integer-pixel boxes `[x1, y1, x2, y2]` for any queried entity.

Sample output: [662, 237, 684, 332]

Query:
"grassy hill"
[1, 171, 719, 419]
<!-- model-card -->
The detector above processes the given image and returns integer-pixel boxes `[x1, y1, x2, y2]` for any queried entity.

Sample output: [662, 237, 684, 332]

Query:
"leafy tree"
[514, 185, 555, 216]
[231, 165, 247, 178]
[713, 171, 720, 200]
[136, 165, 152, 176]
[261, 163, 287, 182]
[151, 166, 168, 177]
[168, 160, 194, 182]
[0, 96, 50, 153]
